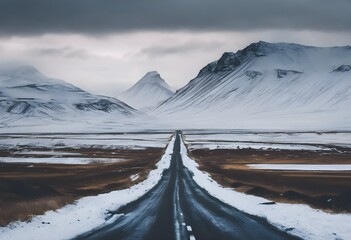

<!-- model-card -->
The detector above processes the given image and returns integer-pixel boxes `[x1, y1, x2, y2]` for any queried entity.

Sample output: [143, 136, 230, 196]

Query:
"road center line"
[187, 225, 192, 232]
[189, 235, 196, 240]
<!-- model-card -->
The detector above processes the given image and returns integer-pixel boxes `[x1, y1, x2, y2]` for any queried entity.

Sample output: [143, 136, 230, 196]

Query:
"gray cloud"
[64, 49, 91, 59]
[139, 41, 223, 58]
[0, 0, 350, 36]
[30, 47, 94, 59]
[32, 47, 70, 56]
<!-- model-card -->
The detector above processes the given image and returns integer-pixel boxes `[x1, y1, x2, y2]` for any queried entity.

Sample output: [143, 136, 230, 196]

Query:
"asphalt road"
[75, 131, 299, 240]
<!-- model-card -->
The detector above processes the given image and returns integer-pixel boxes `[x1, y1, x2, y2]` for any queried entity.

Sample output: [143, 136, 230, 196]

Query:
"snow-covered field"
[0, 135, 175, 240]
[0, 132, 172, 164]
[0, 132, 172, 150]
[180, 136, 351, 240]
[184, 130, 351, 151]
[247, 164, 351, 171]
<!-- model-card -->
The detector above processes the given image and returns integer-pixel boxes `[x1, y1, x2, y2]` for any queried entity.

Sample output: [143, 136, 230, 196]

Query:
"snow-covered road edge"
[0, 134, 176, 240]
[180, 136, 351, 240]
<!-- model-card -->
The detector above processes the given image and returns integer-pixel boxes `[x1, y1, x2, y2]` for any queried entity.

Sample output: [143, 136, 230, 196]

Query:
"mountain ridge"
[154, 41, 351, 130]
[0, 66, 138, 121]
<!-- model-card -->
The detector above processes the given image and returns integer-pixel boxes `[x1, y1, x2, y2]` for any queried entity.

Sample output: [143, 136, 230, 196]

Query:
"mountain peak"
[138, 71, 164, 85]
[198, 41, 315, 75]
[156, 41, 351, 130]
[144, 71, 160, 77]
[9, 65, 45, 78]
[119, 71, 174, 110]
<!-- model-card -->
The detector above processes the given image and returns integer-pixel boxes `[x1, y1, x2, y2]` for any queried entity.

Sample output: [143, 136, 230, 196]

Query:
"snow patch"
[130, 174, 140, 181]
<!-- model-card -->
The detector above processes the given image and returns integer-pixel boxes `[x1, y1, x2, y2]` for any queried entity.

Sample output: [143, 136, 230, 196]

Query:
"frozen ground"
[0, 135, 175, 240]
[247, 164, 351, 171]
[0, 131, 172, 164]
[0, 130, 349, 239]
[0, 132, 172, 150]
[184, 130, 351, 151]
[180, 136, 351, 240]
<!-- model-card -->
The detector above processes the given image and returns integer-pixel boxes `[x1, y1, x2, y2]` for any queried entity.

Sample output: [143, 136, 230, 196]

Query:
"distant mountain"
[0, 66, 138, 123]
[2, 41, 351, 131]
[119, 71, 174, 110]
[155, 41, 351, 130]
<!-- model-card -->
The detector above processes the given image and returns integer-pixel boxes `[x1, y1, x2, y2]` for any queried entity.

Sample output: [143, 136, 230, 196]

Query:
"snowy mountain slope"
[0, 66, 138, 123]
[119, 71, 174, 110]
[154, 41, 351, 130]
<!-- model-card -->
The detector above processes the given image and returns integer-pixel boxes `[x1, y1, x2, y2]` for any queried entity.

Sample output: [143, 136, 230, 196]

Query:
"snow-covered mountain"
[0, 66, 138, 123]
[1, 42, 351, 131]
[119, 71, 174, 110]
[155, 41, 351, 130]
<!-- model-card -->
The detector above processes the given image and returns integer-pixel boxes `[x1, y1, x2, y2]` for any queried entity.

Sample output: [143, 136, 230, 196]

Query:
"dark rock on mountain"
[276, 69, 302, 78]
[245, 70, 263, 79]
[333, 65, 351, 72]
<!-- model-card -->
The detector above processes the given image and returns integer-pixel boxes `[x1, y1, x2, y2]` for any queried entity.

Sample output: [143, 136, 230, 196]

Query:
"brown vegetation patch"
[0, 147, 164, 226]
[190, 148, 351, 213]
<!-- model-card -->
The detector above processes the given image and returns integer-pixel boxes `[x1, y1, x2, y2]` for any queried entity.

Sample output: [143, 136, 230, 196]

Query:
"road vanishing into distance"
[76, 132, 299, 240]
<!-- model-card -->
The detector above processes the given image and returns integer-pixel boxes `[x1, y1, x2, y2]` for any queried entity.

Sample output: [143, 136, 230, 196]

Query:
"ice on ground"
[0, 134, 175, 240]
[180, 136, 351, 240]
[247, 164, 351, 171]
[130, 174, 140, 181]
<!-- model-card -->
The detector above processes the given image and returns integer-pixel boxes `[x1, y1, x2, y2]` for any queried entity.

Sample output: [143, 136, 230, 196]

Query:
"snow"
[247, 164, 351, 171]
[180, 136, 351, 240]
[0, 135, 175, 240]
[130, 174, 140, 181]
[119, 71, 174, 110]
[0, 157, 125, 165]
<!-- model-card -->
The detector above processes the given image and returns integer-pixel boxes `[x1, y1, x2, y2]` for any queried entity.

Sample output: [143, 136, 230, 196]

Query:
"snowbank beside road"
[180, 136, 351, 240]
[0, 135, 175, 240]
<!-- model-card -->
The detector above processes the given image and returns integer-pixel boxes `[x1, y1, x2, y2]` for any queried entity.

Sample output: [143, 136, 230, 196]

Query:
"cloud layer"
[0, 1, 350, 97]
[0, 0, 350, 35]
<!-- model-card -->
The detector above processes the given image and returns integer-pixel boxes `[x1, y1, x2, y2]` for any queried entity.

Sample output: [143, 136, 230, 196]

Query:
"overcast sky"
[0, 0, 350, 96]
